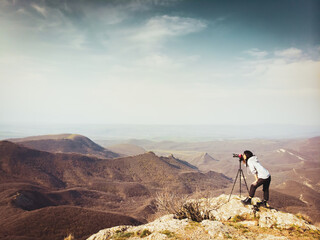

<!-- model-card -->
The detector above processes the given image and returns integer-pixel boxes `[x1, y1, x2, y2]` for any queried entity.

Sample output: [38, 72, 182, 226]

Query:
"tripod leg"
[228, 169, 240, 202]
[240, 169, 242, 197]
[240, 169, 249, 193]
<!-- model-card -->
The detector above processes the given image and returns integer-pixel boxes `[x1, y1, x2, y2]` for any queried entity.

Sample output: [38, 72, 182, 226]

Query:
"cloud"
[131, 15, 207, 44]
[241, 48, 320, 92]
[137, 0, 182, 7]
[245, 48, 268, 58]
[30, 3, 47, 17]
[274, 47, 302, 59]
[263, 59, 320, 90]
[136, 53, 179, 68]
[1, 2, 319, 126]
[0, 0, 177, 50]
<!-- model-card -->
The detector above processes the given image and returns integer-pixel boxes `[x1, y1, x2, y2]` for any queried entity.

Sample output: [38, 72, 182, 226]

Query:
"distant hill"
[285, 136, 320, 162]
[186, 152, 219, 170]
[274, 180, 320, 224]
[276, 180, 320, 208]
[107, 143, 146, 156]
[7, 134, 119, 158]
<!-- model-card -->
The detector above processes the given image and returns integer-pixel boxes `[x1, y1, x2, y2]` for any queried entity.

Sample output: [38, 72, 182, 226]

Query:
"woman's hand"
[253, 174, 259, 185]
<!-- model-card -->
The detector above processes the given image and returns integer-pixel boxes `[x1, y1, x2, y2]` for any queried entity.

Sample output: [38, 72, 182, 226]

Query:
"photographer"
[241, 150, 271, 207]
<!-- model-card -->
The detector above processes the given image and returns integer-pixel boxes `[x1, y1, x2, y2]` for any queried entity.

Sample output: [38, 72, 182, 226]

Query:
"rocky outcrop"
[87, 194, 320, 240]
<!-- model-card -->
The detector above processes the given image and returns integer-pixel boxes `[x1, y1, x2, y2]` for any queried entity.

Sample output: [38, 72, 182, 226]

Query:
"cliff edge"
[86, 194, 320, 240]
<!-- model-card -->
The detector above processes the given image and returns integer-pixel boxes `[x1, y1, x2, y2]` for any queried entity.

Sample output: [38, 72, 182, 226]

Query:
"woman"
[241, 150, 271, 207]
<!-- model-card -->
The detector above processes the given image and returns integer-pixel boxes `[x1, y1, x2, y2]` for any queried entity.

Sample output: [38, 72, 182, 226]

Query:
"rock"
[255, 234, 289, 240]
[208, 195, 255, 221]
[238, 220, 257, 227]
[142, 232, 167, 240]
[87, 215, 189, 240]
[259, 210, 318, 230]
[86, 226, 130, 240]
[130, 214, 189, 233]
[201, 220, 235, 239]
[190, 194, 258, 221]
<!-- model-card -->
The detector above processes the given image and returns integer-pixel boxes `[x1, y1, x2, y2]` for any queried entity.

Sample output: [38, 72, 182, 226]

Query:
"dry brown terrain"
[0, 140, 230, 240]
[107, 143, 146, 157]
[1, 135, 319, 239]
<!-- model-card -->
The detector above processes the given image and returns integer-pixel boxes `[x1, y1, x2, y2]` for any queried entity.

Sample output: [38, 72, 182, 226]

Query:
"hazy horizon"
[1, 1, 319, 129]
[1, 123, 319, 141]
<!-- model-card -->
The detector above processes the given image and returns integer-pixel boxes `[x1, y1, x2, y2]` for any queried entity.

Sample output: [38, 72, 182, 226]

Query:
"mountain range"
[0, 134, 319, 239]
[0, 135, 230, 240]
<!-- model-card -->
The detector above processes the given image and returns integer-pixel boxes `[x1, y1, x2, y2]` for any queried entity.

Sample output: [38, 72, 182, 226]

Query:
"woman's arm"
[253, 174, 258, 185]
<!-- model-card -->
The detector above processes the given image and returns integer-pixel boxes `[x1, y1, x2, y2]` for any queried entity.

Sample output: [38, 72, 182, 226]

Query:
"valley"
[0, 134, 319, 239]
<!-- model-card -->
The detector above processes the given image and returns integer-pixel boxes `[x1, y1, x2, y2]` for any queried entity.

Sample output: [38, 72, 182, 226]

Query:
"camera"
[233, 153, 244, 161]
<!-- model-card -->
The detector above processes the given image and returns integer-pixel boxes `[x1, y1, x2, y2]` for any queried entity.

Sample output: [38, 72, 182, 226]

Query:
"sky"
[0, 0, 320, 127]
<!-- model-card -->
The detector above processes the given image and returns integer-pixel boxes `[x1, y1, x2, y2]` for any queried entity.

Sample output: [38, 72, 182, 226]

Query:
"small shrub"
[139, 229, 152, 238]
[288, 224, 305, 233]
[295, 213, 312, 224]
[242, 229, 249, 233]
[161, 230, 176, 238]
[179, 201, 210, 222]
[309, 229, 320, 238]
[189, 221, 201, 227]
[231, 215, 246, 222]
[185, 221, 201, 231]
[234, 223, 245, 229]
[122, 232, 134, 238]
[112, 232, 134, 239]
[253, 214, 260, 220]
[224, 233, 232, 239]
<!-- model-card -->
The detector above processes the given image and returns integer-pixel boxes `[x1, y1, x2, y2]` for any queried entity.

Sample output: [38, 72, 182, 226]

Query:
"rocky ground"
[86, 194, 320, 240]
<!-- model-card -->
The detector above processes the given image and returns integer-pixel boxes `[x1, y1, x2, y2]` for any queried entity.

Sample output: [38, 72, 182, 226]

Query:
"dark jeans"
[249, 176, 271, 201]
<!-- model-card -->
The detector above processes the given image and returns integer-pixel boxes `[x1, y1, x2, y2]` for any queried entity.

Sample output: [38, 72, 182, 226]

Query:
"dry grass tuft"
[296, 212, 312, 224]
[160, 230, 176, 238]
[137, 229, 152, 238]
[64, 234, 74, 240]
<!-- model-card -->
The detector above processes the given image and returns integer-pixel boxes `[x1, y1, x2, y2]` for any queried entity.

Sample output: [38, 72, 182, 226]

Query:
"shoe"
[241, 197, 252, 205]
[256, 200, 269, 208]
[256, 201, 264, 207]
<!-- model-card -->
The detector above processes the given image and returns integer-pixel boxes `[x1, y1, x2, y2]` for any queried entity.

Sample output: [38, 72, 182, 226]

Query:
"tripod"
[228, 159, 249, 202]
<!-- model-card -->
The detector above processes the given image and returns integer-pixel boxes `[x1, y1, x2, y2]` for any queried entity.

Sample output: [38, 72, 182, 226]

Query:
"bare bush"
[181, 200, 211, 222]
[155, 191, 189, 218]
[155, 190, 211, 222]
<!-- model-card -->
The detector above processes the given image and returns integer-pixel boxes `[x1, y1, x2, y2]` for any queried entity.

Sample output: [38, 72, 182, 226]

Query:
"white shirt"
[247, 156, 270, 179]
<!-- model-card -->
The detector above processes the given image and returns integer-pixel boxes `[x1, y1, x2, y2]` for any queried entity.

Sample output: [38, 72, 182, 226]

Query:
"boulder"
[259, 209, 318, 230]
